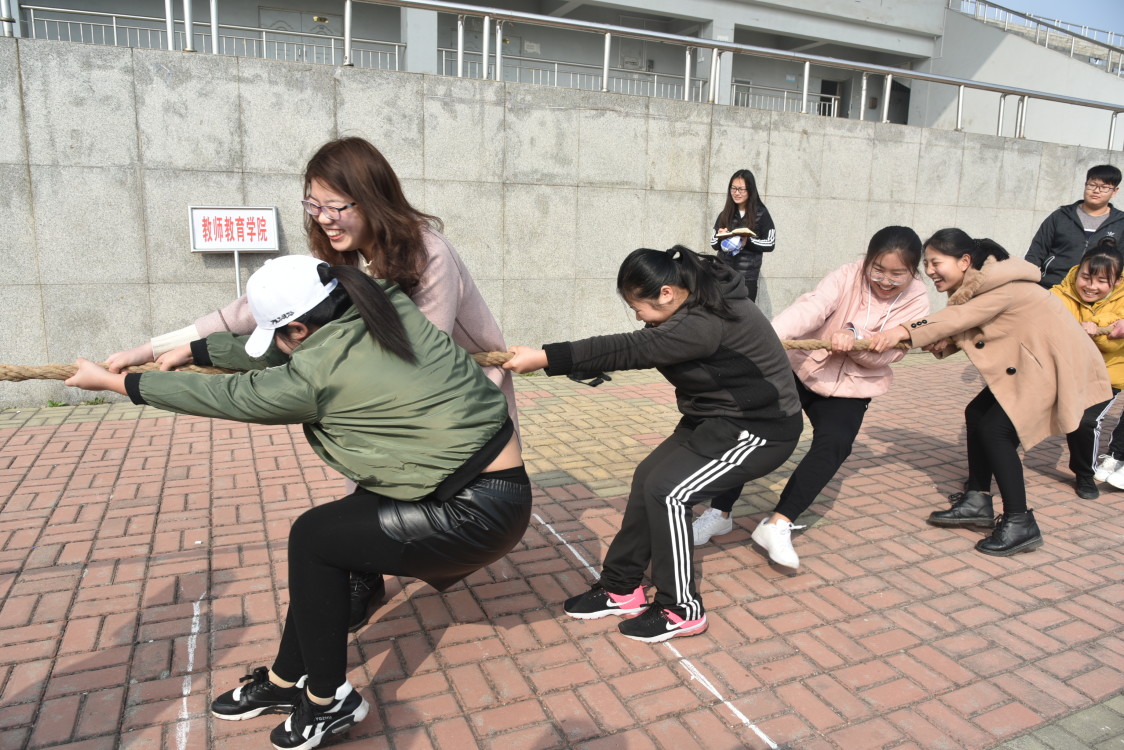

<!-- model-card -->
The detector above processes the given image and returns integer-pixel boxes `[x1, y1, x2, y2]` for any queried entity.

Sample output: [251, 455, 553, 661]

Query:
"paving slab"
[0, 355, 1122, 749]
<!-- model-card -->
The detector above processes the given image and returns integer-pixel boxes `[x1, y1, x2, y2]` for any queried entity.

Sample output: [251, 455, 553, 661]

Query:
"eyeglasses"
[868, 269, 910, 286]
[730, 186, 749, 194]
[301, 199, 357, 220]
[1085, 182, 1118, 194]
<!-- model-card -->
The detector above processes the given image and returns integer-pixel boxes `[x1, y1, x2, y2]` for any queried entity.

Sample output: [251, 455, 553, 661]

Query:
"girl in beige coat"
[870, 228, 1112, 556]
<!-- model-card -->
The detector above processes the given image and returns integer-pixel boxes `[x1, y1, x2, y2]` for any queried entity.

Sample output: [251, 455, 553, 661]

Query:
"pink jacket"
[772, 259, 930, 399]
[158, 228, 518, 427]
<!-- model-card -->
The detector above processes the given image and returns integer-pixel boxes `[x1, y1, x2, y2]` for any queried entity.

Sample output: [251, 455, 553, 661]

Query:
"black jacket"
[1026, 201, 1124, 288]
[543, 264, 801, 434]
[709, 203, 776, 283]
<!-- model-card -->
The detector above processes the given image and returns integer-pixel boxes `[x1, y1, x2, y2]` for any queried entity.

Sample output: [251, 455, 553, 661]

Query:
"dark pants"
[711, 377, 869, 519]
[599, 417, 798, 621]
[272, 475, 530, 697]
[745, 279, 758, 303]
[964, 387, 1026, 514]
[1065, 391, 1117, 480]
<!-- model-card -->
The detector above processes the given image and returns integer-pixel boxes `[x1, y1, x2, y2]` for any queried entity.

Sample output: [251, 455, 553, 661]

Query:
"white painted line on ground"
[176, 590, 207, 750]
[665, 643, 778, 749]
[534, 514, 778, 749]
[532, 512, 599, 577]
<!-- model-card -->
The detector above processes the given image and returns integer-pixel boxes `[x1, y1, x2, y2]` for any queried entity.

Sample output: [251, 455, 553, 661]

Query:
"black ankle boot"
[928, 491, 995, 528]
[975, 510, 1043, 556]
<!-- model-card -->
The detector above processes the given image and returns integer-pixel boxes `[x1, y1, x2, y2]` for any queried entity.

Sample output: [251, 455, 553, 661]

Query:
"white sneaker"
[751, 518, 805, 569]
[1107, 464, 1124, 490]
[692, 507, 734, 546]
[1094, 455, 1122, 482]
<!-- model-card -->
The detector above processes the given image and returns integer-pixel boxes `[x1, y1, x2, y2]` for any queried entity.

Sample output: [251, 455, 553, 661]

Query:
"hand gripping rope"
[0, 330, 1109, 382]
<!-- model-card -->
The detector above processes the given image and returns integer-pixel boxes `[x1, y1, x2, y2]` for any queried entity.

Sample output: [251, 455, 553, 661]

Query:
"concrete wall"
[0, 37, 1117, 407]
[912, 10, 1124, 150]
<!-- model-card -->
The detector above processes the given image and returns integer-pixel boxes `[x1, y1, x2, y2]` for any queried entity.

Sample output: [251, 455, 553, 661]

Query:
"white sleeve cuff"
[151, 324, 202, 357]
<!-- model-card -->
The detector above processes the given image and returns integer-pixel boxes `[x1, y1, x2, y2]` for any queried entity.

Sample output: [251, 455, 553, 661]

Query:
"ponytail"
[278, 264, 416, 364]
[616, 245, 736, 320]
[924, 228, 1009, 269]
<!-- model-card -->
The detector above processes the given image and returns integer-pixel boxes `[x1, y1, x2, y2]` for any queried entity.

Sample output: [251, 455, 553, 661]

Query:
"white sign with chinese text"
[189, 206, 279, 252]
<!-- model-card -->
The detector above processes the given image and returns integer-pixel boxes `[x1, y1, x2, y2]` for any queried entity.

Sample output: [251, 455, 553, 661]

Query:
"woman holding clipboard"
[710, 168, 776, 302]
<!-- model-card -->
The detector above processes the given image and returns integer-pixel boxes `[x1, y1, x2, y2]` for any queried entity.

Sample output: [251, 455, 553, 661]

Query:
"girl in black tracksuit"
[710, 168, 777, 302]
[505, 246, 801, 643]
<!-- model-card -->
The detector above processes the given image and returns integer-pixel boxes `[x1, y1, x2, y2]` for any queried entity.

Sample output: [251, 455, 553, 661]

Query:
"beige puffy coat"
[906, 257, 1111, 448]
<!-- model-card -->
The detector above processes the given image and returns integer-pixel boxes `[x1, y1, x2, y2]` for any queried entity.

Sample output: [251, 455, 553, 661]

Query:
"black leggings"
[711, 377, 869, 519]
[271, 473, 531, 697]
[964, 387, 1026, 514]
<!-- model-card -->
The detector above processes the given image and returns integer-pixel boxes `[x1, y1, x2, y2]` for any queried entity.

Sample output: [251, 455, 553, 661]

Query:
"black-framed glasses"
[301, 199, 357, 220]
[730, 186, 749, 193]
[1085, 182, 1118, 194]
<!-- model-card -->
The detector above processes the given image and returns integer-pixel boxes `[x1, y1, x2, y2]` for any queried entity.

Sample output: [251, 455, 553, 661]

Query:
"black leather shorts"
[377, 476, 532, 591]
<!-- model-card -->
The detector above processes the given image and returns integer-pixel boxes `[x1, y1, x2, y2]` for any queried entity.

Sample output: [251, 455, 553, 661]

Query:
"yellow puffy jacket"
[1051, 265, 1124, 389]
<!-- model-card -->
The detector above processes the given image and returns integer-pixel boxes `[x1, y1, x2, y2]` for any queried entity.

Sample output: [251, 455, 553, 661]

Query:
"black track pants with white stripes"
[599, 418, 799, 621]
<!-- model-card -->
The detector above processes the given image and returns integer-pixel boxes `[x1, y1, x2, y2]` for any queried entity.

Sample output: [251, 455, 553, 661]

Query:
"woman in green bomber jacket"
[66, 255, 529, 750]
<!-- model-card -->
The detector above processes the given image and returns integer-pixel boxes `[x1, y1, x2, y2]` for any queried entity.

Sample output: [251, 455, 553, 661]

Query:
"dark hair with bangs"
[303, 137, 442, 296]
[717, 169, 761, 235]
[860, 226, 923, 280]
[1079, 236, 1123, 282]
[923, 228, 1010, 270]
[1086, 164, 1122, 187]
[616, 246, 736, 320]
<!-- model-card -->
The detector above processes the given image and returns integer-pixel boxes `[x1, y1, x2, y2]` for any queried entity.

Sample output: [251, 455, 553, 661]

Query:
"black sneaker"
[347, 572, 386, 633]
[269, 680, 369, 750]
[211, 666, 305, 720]
[562, 583, 647, 619]
[617, 605, 708, 643]
[1075, 476, 1099, 500]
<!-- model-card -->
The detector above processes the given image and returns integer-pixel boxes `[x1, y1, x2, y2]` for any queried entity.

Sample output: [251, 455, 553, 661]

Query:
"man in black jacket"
[1026, 164, 1123, 289]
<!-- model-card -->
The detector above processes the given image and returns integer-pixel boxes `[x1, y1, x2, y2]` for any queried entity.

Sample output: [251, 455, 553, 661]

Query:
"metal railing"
[21, 5, 402, 69]
[7, 0, 1123, 148]
[948, 0, 1124, 76]
[438, 48, 706, 101]
[732, 82, 839, 116]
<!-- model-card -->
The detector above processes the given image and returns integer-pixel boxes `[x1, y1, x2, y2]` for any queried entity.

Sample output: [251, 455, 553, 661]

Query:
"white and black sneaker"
[270, 680, 369, 750]
[211, 666, 306, 720]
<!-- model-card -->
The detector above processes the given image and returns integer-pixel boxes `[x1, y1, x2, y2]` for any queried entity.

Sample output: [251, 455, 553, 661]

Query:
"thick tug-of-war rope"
[0, 330, 1111, 382]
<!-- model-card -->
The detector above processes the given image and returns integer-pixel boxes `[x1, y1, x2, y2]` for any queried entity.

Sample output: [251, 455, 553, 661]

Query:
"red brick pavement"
[0, 357, 1121, 749]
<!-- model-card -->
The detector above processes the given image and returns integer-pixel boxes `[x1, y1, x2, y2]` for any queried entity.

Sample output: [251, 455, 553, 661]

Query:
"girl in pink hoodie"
[692, 227, 930, 569]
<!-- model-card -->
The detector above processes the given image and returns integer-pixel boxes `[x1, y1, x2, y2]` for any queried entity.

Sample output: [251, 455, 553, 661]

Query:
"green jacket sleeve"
[136, 364, 321, 425]
[203, 332, 289, 371]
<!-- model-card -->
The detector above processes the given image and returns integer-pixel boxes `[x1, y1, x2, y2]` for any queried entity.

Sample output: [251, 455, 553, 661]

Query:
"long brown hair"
[303, 137, 442, 296]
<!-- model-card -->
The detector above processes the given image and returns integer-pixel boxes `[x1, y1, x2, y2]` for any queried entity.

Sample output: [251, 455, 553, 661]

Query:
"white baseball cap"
[244, 255, 339, 357]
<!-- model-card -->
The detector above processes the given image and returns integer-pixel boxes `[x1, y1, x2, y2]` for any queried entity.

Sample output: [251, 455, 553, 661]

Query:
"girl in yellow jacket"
[1050, 237, 1124, 497]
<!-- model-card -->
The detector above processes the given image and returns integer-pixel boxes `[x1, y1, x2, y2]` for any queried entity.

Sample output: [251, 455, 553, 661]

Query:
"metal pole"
[996, 94, 1005, 136]
[801, 60, 810, 113]
[165, 0, 175, 50]
[1070, 35, 1075, 57]
[859, 72, 868, 121]
[494, 20, 503, 81]
[601, 32, 610, 92]
[182, 0, 194, 51]
[209, 0, 218, 54]
[956, 85, 964, 130]
[707, 48, 718, 103]
[456, 15, 464, 77]
[881, 74, 892, 123]
[713, 50, 721, 105]
[0, 0, 12, 38]
[1109, 112, 1118, 150]
[1016, 95, 1027, 137]
[683, 46, 691, 102]
[234, 250, 242, 297]
[343, 0, 353, 66]
[481, 15, 490, 80]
